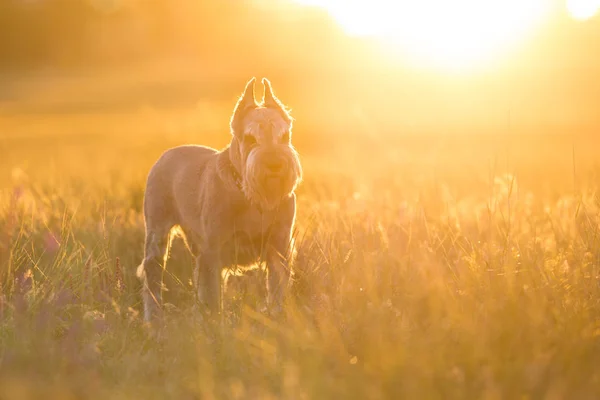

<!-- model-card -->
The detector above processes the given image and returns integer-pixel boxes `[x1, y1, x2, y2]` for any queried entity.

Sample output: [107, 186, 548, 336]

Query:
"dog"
[137, 77, 302, 323]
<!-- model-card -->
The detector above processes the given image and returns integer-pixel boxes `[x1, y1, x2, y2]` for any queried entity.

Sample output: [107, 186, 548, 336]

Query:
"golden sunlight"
[294, 0, 550, 69]
[567, 0, 600, 19]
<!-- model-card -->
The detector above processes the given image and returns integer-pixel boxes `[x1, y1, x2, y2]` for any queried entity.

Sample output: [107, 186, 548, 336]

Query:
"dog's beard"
[242, 146, 302, 210]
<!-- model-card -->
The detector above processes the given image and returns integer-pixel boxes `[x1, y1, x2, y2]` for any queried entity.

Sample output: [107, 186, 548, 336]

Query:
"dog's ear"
[262, 78, 292, 124]
[262, 78, 279, 108]
[230, 77, 257, 136]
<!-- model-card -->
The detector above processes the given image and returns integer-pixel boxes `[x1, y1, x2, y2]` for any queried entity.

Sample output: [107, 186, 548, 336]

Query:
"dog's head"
[229, 77, 302, 210]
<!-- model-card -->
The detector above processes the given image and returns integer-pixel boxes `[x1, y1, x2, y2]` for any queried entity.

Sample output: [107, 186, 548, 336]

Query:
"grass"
[2, 90, 600, 399]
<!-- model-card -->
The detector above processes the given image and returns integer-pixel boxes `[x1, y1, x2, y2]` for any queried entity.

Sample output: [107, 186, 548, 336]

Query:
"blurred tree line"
[0, 0, 342, 71]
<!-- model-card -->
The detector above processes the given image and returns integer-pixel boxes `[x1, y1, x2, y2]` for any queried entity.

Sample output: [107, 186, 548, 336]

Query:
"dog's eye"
[281, 133, 290, 143]
[244, 135, 257, 146]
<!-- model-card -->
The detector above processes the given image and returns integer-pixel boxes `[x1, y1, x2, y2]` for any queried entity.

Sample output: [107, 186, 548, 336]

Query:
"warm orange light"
[293, 0, 550, 70]
[567, 0, 600, 19]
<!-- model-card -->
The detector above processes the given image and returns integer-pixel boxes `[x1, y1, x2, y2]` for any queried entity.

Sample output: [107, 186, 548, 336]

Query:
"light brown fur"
[137, 78, 302, 322]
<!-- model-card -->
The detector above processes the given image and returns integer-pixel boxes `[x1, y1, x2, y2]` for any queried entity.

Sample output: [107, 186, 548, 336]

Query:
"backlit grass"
[2, 105, 600, 399]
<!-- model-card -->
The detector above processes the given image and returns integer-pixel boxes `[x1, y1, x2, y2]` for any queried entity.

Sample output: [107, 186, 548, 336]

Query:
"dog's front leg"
[265, 241, 293, 317]
[195, 252, 223, 317]
[265, 195, 297, 317]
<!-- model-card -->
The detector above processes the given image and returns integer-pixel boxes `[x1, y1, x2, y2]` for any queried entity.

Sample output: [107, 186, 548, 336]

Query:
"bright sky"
[567, 0, 600, 19]
[293, 0, 600, 70]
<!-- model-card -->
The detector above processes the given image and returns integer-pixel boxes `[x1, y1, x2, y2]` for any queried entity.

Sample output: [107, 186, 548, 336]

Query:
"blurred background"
[0, 0, 599, 177]
[1, 0, 599, 133]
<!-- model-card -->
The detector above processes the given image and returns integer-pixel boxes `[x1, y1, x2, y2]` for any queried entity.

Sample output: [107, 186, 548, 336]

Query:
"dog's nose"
[266, 160, 284, 174]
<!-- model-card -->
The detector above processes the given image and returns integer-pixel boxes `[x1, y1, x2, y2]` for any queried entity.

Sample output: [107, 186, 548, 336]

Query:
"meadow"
[2, 71, 600, 400]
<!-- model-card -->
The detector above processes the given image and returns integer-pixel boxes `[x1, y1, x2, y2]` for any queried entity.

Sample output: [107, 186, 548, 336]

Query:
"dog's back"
[143, 145, 217, 231]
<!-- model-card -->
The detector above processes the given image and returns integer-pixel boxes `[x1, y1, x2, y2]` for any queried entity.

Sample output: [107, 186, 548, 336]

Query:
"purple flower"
[12, 185, 24, 201]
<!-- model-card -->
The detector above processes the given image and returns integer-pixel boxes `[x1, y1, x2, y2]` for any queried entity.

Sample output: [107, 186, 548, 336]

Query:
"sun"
[293, 0, 551, 70]
[567, 0, 600, 20]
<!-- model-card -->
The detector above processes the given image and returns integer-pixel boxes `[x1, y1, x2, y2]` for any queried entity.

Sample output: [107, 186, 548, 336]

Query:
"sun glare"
[294, 0, 551, 70]
[567, 0, 600, 19]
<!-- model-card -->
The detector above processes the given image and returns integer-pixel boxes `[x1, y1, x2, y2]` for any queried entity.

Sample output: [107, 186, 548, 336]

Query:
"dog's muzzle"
[242, 146, 302, 210]
[263, 151, 289, 177]
[265, 159, 285, 175]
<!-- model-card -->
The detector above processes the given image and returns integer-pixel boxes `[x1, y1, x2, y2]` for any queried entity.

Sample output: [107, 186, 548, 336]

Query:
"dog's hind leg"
[138, 227, 171, 323]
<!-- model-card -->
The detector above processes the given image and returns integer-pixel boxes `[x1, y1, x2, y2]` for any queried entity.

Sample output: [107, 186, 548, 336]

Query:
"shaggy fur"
[137, 78, 302, 323]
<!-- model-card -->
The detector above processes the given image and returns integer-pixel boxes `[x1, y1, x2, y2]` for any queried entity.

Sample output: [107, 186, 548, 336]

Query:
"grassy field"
[2, 75, 600, 399]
